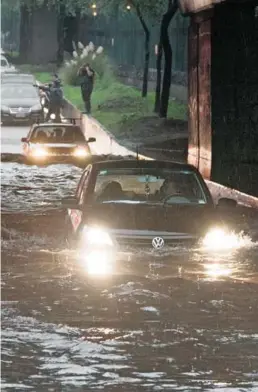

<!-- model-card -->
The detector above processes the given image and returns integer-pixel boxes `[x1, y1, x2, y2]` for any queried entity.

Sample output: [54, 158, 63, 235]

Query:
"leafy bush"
[59, 41, 115, 88]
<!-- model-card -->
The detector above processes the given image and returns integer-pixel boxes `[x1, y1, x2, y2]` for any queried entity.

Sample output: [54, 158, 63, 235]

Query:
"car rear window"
[30, 126, 85, 143]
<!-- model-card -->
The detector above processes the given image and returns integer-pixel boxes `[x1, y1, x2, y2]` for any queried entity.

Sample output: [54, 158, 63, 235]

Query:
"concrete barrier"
[62, 99, 258, 210]
[62, 99, 151, 159]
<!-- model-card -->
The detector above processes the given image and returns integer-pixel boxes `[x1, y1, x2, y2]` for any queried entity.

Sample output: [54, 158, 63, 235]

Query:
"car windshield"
[30, 126, 85, 144]
[93, 168, 208, 205]
[1, 85, 38, 99]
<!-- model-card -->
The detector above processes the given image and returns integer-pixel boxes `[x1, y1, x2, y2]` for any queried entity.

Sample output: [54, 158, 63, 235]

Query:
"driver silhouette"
[99, 181, 124, 201]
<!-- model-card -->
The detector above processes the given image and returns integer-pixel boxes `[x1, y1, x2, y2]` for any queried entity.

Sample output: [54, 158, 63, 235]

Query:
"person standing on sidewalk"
[77, 63, 95, 114]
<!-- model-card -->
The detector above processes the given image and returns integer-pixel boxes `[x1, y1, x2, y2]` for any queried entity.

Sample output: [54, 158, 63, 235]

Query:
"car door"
[69, 169, 91, 234]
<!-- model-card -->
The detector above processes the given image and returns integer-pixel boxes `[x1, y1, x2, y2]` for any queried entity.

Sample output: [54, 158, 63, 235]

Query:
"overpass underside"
[187, 0, 258, 196]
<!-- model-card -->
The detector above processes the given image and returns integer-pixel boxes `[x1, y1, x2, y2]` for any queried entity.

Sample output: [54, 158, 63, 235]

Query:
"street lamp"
[91, 3, 97, 16]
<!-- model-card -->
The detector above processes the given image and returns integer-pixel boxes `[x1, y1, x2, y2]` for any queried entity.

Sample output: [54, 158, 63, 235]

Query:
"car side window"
[79, 172, 91, 205]
[76, 170, 89, 201]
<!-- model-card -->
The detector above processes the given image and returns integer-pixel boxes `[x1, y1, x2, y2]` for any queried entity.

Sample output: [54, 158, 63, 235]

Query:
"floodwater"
[1, 126, 258, 391]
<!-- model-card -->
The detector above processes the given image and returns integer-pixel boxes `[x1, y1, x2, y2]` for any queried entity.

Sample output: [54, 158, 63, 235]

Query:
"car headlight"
[31, 147, 48, 158]
[202, 227, 239, 251]
[82, 227, 113, 246]
[1, 105, 10, 113]
[50, 113, 56, 120]
[31, 104, 42, 111]
[73, 147, 88, 158]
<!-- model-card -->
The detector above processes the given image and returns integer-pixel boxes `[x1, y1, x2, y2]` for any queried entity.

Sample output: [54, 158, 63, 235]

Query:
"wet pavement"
[1, 125, 258, 391]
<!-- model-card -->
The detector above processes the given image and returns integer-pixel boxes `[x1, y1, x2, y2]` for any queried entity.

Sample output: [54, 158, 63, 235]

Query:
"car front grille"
[110, 230, 197, 249]
[47, 147, 75, 155]
[10, 107, 31, 114]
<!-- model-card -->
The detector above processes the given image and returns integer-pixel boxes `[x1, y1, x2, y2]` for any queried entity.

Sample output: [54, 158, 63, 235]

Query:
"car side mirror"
[61, 197, 79, 209]
[217, 197, 237, 208]
[87, 137, 96, 143]
[21, 137, 28, 142]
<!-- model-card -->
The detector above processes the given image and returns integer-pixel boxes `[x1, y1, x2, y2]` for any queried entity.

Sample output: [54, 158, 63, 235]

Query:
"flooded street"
[1, 126, 258, 391]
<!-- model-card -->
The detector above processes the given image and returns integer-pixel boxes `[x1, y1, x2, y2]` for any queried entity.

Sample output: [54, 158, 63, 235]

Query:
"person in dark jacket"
[39, 80, 63, 122]
[77, 63, 95, 114]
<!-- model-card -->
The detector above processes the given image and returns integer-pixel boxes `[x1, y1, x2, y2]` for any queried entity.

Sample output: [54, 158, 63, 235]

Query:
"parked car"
[0, 54, 16, 73]
[21, 121, 96, 165]
[1, 83, 43, 125]
[61, 159, 242, 274]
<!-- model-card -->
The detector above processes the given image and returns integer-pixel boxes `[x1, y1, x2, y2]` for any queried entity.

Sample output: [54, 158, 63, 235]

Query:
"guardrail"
[61, 99, 258, 210]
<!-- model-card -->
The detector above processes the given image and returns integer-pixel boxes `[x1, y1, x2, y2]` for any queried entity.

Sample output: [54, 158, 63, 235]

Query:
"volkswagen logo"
[152, 236, 165, 249]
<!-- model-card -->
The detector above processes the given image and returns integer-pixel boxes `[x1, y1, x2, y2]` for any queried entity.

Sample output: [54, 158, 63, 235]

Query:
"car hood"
[84, 203, 220, 235]
[1, 98, 40, 108]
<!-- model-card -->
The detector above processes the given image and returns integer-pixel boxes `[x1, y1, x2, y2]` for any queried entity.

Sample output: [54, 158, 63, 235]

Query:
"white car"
[0, 54, 16, 73]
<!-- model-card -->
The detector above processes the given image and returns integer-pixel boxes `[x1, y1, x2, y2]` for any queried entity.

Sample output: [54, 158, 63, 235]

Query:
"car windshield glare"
[1, 85, 38, 99]
[30, 126, 85, 143]
[93, 168, 207, 205]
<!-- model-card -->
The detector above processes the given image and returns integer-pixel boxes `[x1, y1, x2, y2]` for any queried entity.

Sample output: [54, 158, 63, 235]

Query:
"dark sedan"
[21, 122, 96, 165]
[1, 83, 43, 125]
[62, 159, 243, 275]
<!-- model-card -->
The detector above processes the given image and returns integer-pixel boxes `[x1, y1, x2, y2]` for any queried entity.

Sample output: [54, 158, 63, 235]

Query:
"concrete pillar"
[188, 2, 258, 195]
[211, 2, 258, 195]
[187, 10, 212, 179]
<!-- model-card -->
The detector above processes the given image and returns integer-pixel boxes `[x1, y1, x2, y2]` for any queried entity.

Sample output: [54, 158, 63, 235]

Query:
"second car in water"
[21, 121, 96, 165]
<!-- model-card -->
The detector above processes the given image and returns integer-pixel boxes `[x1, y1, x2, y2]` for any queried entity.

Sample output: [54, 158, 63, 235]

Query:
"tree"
[16, 0, 89, 63]
[158, 0, 179, 118]
[130, 1, 150, 97]
[93, 0, 165, 98]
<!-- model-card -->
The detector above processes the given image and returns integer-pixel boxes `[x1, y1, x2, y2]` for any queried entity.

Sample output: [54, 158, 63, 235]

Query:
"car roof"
[91, 159, 198, 172]
[1, 74, 35, 80]
[31, 122, 80, 128]
[1, 83, 36, 88]
[1, 72, 33, 77]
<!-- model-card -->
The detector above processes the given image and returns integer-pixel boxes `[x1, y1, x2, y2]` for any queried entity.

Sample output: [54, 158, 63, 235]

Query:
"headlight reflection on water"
[204, 262, 232, 279]
[79, 227, 114, 276]
[80, 250, 113, 276]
